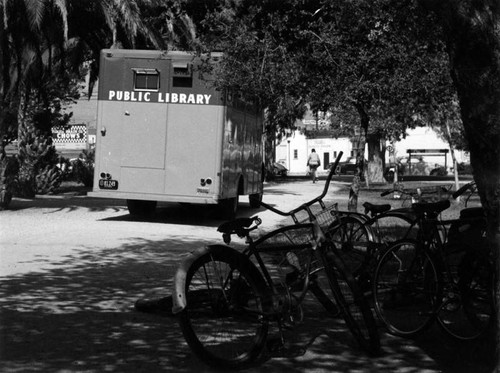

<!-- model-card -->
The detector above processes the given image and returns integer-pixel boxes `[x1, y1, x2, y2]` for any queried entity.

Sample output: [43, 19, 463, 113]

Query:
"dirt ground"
[0, 177, 495, 372]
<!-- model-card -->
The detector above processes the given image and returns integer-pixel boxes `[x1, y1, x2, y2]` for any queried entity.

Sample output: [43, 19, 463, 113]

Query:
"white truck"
[89, 49, 264, 218]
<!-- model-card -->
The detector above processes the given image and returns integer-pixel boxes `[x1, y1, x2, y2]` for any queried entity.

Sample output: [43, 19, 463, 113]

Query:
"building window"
[133, 69, 159, 91]
[293, 149, 298, 159]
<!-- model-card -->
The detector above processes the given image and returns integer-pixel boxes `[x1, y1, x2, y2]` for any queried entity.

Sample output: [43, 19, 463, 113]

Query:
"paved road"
[0, 180, 493, 372]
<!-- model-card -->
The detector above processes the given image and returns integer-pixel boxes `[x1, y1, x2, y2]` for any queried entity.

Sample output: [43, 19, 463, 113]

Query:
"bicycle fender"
[172, 245, 213, 314]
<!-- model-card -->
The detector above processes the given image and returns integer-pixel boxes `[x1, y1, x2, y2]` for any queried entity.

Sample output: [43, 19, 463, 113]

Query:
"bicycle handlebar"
[380, 190, 392, 197]
[259, 151, 343, 217]
[381, 184, 451, 198]
[452, 181, 475, 199]
[380, 187, 416, 197]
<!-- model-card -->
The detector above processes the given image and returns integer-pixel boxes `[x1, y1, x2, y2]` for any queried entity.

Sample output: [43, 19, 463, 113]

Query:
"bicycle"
[171, 152, 381, 369]
[372, 184, 494, 341]
[388, 182, 452, 207]
[328, 181, 457, 293]
[327, 187, 421, 291]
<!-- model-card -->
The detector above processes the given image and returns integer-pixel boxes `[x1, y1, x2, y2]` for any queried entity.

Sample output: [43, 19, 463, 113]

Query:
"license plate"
[99, 179, 119, 190]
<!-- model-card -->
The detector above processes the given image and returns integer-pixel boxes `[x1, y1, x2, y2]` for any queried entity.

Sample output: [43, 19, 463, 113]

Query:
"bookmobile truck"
[88, 49, 264, 218]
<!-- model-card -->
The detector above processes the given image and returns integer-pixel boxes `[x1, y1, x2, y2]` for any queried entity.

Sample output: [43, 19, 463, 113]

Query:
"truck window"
[133, 69, 159, 91]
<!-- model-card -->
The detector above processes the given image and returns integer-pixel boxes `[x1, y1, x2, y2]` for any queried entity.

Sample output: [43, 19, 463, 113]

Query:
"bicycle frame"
[242, 222, 327, 315]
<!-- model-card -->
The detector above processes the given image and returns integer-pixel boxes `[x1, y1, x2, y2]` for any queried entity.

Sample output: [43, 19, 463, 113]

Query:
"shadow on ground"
[0, 232, 494, 373]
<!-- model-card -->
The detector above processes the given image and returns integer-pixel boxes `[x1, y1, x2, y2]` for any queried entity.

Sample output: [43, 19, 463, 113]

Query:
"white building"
[276, 125, 470, 176]
[276, 131, 352, 176]
[392, 126, 469, 164]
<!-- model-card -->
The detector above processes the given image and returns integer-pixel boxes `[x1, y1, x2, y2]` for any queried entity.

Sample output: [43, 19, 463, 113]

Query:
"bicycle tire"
[373, 240, 440, 337]
[438, 248, 495, 340]
[321, 244, 381, 355]
[370, 211, 417, 244]
[178, 245, 270, 369]
[327, 215, 372, 282]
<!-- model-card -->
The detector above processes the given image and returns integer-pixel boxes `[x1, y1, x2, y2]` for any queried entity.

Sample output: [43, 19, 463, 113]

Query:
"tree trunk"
[348, 101, 371, 211]
[443, 119, 461, 197]
[366, 133, 386, 184]
[420, 0, 500, 369]
[348, 175, 360, 212]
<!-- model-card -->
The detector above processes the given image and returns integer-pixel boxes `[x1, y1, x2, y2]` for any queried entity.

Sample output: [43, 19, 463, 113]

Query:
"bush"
[36, 165, 62, 194]
[56, 156, 74, 181]
[456, 162, 473, 175]
[429, 166, 448, 176]
[16, 117, 61, 197]
[72, 149, 94, 187]
[0, 155, 18, 210]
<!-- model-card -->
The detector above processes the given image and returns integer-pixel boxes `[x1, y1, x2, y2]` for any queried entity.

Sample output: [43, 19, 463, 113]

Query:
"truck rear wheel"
[127, 199, 157, 217]
[249, 193, 262, 208]
[219, 195, 239, 220]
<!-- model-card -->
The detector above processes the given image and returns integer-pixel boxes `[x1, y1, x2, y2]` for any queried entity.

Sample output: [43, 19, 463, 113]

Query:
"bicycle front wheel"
[178, 246, 270, 370]
[373, 240, 440, 337]
[321, 244, 381, 355]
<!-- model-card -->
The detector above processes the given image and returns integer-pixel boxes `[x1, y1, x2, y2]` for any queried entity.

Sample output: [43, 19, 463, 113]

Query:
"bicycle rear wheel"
[321, 244, 381, 355]
[178, 246, 270, 369]
[373, 240, 440, 337]
[327, 215, 372, 280]
[438, 249, 495, 340]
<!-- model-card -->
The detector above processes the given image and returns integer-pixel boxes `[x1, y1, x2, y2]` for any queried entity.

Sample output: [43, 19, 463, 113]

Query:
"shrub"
[56, 156, 74, 181]
[72, 149, 95, 187]
[430, 166, 448, 176]
[456, 163, 473, 175]
[0, 155, 18, 210]
[16, 115, 60, 197]
[36, 165, 62, 194]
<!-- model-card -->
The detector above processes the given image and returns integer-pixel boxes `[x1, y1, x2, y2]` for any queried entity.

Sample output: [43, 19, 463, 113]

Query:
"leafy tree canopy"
[194, 0, 459, 151]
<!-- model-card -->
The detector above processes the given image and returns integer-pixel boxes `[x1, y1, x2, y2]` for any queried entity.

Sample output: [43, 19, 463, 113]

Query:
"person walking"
[307, 149, 321, 183]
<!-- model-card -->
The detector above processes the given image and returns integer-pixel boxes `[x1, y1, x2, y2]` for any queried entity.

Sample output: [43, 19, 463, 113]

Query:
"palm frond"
[23, 0, 45, 32]
[52, 0, 68, 42]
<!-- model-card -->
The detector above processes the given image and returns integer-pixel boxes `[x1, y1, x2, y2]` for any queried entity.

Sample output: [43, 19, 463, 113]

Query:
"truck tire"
[219, 195, 239, 220]
[249, 193, 262, 208]
[127, 199, 157, 217]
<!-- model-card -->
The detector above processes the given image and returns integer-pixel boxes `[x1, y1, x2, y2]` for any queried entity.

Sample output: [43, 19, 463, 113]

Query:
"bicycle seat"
[363, 202, 391, 216]
[218, 217, 257, 235]
[412, 200, 450, 216]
